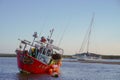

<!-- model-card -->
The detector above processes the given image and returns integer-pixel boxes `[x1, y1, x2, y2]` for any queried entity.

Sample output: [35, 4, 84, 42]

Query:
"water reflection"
[1, 57, 120, 80]
[16, 73, 61, 80]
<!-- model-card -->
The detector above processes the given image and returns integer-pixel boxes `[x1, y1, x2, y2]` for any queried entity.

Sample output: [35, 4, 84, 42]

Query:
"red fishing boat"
[16, 29, 64, 77]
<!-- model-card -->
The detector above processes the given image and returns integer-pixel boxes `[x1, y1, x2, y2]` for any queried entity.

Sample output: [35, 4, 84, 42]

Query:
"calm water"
[0, 57, 120, 80]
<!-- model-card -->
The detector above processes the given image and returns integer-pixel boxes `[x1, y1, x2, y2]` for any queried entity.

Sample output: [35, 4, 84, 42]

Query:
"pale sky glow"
[0, 0, 120, 55]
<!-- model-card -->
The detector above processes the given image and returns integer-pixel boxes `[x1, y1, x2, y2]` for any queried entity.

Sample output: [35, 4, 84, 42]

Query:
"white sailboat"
[73, 14, 101, 61]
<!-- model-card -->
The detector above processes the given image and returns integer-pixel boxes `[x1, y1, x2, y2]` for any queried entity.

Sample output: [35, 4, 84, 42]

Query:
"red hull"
[16, 50, 60, 75]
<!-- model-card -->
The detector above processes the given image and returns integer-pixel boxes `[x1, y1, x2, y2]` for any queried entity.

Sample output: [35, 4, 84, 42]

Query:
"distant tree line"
[102, 55, 120, 59]
[0, 53, 120, 59]
[0, 53, 16, 57]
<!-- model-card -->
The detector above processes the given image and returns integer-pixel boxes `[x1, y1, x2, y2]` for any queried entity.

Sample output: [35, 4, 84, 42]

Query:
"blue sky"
[0, 0, 120, 55]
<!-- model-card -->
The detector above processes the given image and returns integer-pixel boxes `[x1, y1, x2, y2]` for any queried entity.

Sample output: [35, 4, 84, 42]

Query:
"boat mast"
[79, 13, 95, 54]
[86, 13, 95, 54]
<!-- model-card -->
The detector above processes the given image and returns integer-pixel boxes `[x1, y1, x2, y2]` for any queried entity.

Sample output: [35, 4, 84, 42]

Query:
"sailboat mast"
[86, 13, 95, 53]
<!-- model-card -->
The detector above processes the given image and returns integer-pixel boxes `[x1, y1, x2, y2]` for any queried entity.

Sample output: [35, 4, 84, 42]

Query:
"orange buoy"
[49, 68, 53, 75]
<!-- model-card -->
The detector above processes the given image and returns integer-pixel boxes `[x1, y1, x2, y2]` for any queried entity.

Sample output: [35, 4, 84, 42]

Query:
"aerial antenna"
[49, 28, 54, 39]
[32, 32, 38, 46]
[47, 28, 54, 44]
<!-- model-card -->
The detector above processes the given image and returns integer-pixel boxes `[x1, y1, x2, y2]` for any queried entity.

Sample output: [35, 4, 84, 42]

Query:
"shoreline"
[78, 59, 120, 65]
[0, 54, 120, 59]
[0, 54, 120, 65]
[63, 58, 120, 65]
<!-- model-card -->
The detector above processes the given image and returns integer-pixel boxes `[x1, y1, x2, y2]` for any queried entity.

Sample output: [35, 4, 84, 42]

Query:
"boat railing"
[34, 40, 64, 55]
[18, 38, 63, 65]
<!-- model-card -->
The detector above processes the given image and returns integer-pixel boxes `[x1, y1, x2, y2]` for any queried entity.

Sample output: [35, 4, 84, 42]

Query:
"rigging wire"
[57, 26, 67, 47]
[86, 13, 95, 53]
[79, 13, 95, 54]
[57, 21, 70, 47]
